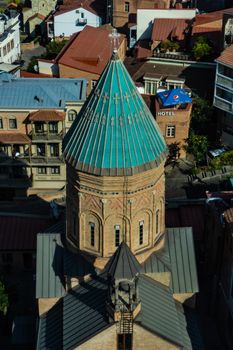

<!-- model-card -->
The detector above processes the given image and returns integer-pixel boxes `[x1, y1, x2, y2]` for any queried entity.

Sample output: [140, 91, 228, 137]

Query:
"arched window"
[139, 220, 144, 245]
[90, 222, 95, 246]
[156, 209, 159, 235]
[68, 110, 77, 122]
[115, 225, 120, 247]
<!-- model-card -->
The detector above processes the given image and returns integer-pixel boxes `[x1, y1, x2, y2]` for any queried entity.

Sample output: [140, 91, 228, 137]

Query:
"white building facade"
[136, 8, 196, 41]
[48, 7, 102, 39]
[0, 12, 20, 64]
[214, 52, 233, 149]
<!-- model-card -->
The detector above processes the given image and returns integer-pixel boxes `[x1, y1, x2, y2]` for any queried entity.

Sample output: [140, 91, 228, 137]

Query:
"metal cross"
[102, 92, 109, 103]
[113, 93, 120, 104]
[109, 28, 121, 54]
[124, 92, 130, 103]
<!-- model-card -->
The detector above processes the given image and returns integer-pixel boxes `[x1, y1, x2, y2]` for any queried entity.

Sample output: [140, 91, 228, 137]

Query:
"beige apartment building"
[0, 73, 86, 199]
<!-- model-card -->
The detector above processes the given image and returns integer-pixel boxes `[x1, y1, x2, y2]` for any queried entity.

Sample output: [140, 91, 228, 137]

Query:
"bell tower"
[63, 44, 167, 269]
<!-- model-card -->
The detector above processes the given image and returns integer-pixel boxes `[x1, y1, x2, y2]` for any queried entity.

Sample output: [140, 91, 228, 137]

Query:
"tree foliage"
[0, 281, 9, 315]
[190, 97, 214, 134]
[43, 40, 68, 60]
[184, 133, 208, 165]
[192, 36, 212, 60]
[209, 150, 233, 169]
[160, 39, 180, 52]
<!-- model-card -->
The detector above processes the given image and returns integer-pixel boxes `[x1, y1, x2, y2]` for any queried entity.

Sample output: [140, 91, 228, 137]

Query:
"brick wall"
[66, 162, 166, 268]
[155, 99, 192, 158]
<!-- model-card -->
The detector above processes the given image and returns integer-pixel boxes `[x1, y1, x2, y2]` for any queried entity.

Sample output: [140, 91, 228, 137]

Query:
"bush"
[160, 40, 180, 52]
[209, 150, 233, 168]
[192, 36, 212, 60]
[43, 39, 68, 60]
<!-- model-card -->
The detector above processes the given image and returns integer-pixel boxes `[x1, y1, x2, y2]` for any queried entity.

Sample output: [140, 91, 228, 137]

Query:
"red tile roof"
[0, 133, 31, 144]
[0, 215, 55, 250]
[194, 7, 233, 26]
[152, 18, 191, 42]
[54, 0, 104, 17]
[29, 110, 65, 121]
[57, 25, 125, 75]
[27, 13, 46, 22]
[20, 71, 53, 78]
[216, 44, 233, 67]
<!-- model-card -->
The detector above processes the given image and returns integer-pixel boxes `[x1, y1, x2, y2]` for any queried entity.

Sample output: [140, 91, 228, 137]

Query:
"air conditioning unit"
[75, 10, 79, 13]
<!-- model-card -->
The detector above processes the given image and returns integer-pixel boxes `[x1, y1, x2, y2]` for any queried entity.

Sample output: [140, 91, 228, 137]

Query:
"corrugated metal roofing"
[152, 18, 190, 41]
[63, 55, 167, 176]
[143, 227, 199, 294]
[36, 221, 98, 298]
[37, 300, 63, 350]
[0, 215, 54, 251]
[36, 232, 65, 299]
[63, 275, 110, 350]
[138, 274, 183, 346]
[0, 72, 86, 109]
[104, 242, 142, 280]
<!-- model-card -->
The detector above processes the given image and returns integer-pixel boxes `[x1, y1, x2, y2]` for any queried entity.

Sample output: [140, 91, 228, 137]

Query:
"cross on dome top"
[109, 28, 121, 58]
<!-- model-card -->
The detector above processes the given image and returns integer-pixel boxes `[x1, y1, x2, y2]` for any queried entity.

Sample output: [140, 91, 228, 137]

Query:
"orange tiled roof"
[29, 110, 65, 121]
[216, 44, 233, 67]
[27, 13, 46, 22]
[0, 133, 31, 144]
[57, 25, 125, 76]
[152, 18, 191, 41]
[20, 71, 53, 78]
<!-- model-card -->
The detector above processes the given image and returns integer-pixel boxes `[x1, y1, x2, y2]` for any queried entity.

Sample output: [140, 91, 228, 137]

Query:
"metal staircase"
[117, 311, 133, 334]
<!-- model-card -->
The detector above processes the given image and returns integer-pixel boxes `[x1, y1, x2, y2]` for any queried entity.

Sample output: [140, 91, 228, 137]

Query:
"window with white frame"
[91, 80, 97, 89]
[9, 117, 17, 129]
[68, 110, 77, 122]
[125, 2, 130, 12]
[51, 166, 60, 174]
[37, 166, 47, 174]
[115, 225, 120, 247]
[166, 125, 175, 137]
[139, 220, 144, 245]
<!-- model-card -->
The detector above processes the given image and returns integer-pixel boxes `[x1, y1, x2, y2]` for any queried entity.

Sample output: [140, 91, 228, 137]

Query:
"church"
[36, 49, 202, 349]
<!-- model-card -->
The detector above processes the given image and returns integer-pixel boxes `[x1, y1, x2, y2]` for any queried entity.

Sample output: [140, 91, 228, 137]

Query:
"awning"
[157, 88, 192, 107]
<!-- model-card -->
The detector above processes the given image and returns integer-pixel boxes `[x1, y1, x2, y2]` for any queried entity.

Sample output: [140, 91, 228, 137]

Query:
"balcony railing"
[22, 155, 64, 165]
[30, 131, 63, 141]
[216, 75, 233, 90]
[76, 18, 87, 26]
[214, 96, 233, 113]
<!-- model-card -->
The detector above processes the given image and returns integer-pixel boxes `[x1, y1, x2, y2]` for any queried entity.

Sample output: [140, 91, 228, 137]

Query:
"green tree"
[190, 97, 214, 134]
[160, 39, 180, 52]
[0, 281, 9, 315]
[43, 40, 68, 60]
[184, 133, 208, 166]
[192, 36, 212, 60]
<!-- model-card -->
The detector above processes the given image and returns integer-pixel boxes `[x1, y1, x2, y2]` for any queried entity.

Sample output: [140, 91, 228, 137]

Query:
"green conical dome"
[63, 56, 167, 176]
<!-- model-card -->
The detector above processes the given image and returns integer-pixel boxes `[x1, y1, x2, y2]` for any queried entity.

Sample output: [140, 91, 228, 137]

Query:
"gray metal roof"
[138, 274, 183, 346]
[36, 231, 65, 299]
[36, 221, 97, 298]
[63, 275, 110, 350]
[37, 300, 63, 350]
[104, 242, 142, 280]
[143, 227, 199, 294]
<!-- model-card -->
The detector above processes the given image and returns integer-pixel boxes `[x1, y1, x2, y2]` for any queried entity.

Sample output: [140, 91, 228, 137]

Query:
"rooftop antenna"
[109, 28, 120, 59]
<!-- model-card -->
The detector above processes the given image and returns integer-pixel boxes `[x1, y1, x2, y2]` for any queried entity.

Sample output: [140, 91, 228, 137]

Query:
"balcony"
[30, 131, 63, 141]
[76, 18, 87, 26]
[214, 96, 233, 113]
[216, 74, 233, 90]
[22, 155, 64, 165]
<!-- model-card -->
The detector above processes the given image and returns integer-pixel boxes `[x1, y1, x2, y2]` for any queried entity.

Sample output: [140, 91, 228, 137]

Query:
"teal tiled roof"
[63, 56, 167, 176]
